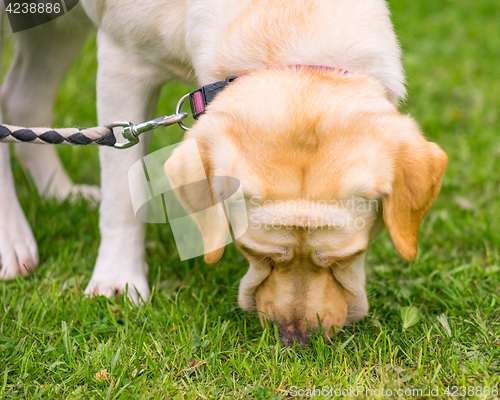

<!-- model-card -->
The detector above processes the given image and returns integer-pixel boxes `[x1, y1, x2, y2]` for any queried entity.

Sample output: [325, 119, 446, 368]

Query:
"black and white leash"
[0, 124, 118, 147]
[0, 113, 188, 150]
[0, 77, 234, 149]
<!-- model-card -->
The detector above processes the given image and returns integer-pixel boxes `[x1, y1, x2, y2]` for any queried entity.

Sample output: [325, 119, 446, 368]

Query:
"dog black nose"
[278, 324, 311, 347]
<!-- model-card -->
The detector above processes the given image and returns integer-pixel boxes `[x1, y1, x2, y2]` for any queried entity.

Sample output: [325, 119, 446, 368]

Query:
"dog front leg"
[0, 144, 39, 279]
[84, 33, 162, 303]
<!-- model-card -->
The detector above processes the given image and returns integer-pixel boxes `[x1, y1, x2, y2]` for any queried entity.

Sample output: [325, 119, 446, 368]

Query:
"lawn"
[1, 0, 499, 398]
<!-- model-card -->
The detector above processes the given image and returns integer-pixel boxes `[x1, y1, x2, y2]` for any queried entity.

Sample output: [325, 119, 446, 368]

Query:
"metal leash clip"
[107, 112, 188, 149]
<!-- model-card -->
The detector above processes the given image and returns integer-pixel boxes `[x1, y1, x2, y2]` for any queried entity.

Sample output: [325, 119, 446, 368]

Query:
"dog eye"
[271, 252, 288, 262]
[239, 243, 292, 264]
[314, 249, 365, 268]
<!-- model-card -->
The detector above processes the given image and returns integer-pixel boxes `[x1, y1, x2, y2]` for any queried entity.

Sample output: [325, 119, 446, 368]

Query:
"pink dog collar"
[188, 66, 348, 120]
[190, 76, 237, 120]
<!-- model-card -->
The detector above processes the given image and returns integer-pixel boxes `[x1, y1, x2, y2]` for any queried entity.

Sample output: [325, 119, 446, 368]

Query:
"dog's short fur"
[0, 0, 447, 345]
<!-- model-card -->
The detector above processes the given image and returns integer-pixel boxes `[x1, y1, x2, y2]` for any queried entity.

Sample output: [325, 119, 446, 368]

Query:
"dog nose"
[277, 324, 311, 347]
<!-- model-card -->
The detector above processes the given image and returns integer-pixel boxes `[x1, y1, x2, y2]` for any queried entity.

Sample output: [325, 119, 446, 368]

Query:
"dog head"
[165, 67, 447, 345]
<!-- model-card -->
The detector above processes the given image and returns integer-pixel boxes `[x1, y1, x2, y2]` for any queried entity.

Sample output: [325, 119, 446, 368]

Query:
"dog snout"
[276, 321, 311, 347]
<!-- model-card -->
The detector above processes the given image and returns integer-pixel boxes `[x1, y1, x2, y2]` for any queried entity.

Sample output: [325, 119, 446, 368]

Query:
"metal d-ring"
[176, 93, 192, 131]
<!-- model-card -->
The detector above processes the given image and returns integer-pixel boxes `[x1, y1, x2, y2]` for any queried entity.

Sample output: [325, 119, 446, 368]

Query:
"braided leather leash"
[0, 89, 193, 149]
[0, 112, 188, 149]
[0, 124, 117, 146]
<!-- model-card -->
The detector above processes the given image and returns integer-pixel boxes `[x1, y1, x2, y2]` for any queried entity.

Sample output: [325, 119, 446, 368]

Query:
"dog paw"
[67, 184, 101, 207]
[0, 207, 39, 280]
[84, 269, 150, 304]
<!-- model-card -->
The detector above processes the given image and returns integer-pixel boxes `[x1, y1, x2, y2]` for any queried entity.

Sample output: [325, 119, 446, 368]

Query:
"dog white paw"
[84, 268, 150, 304]
[67, 184, 101, 206]
[0, 206, 38, 280]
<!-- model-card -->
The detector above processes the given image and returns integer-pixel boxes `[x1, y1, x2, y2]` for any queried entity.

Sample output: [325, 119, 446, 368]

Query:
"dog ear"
[164, 138, 228, 263]
[382, 119, 448, 260]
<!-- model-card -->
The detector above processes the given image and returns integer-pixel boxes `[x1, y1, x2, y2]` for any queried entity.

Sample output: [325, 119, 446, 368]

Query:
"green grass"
[1, 0, 499, 398]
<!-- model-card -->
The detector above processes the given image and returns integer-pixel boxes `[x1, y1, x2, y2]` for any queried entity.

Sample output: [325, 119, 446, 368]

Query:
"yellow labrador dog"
[0, 0, 447, 345]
